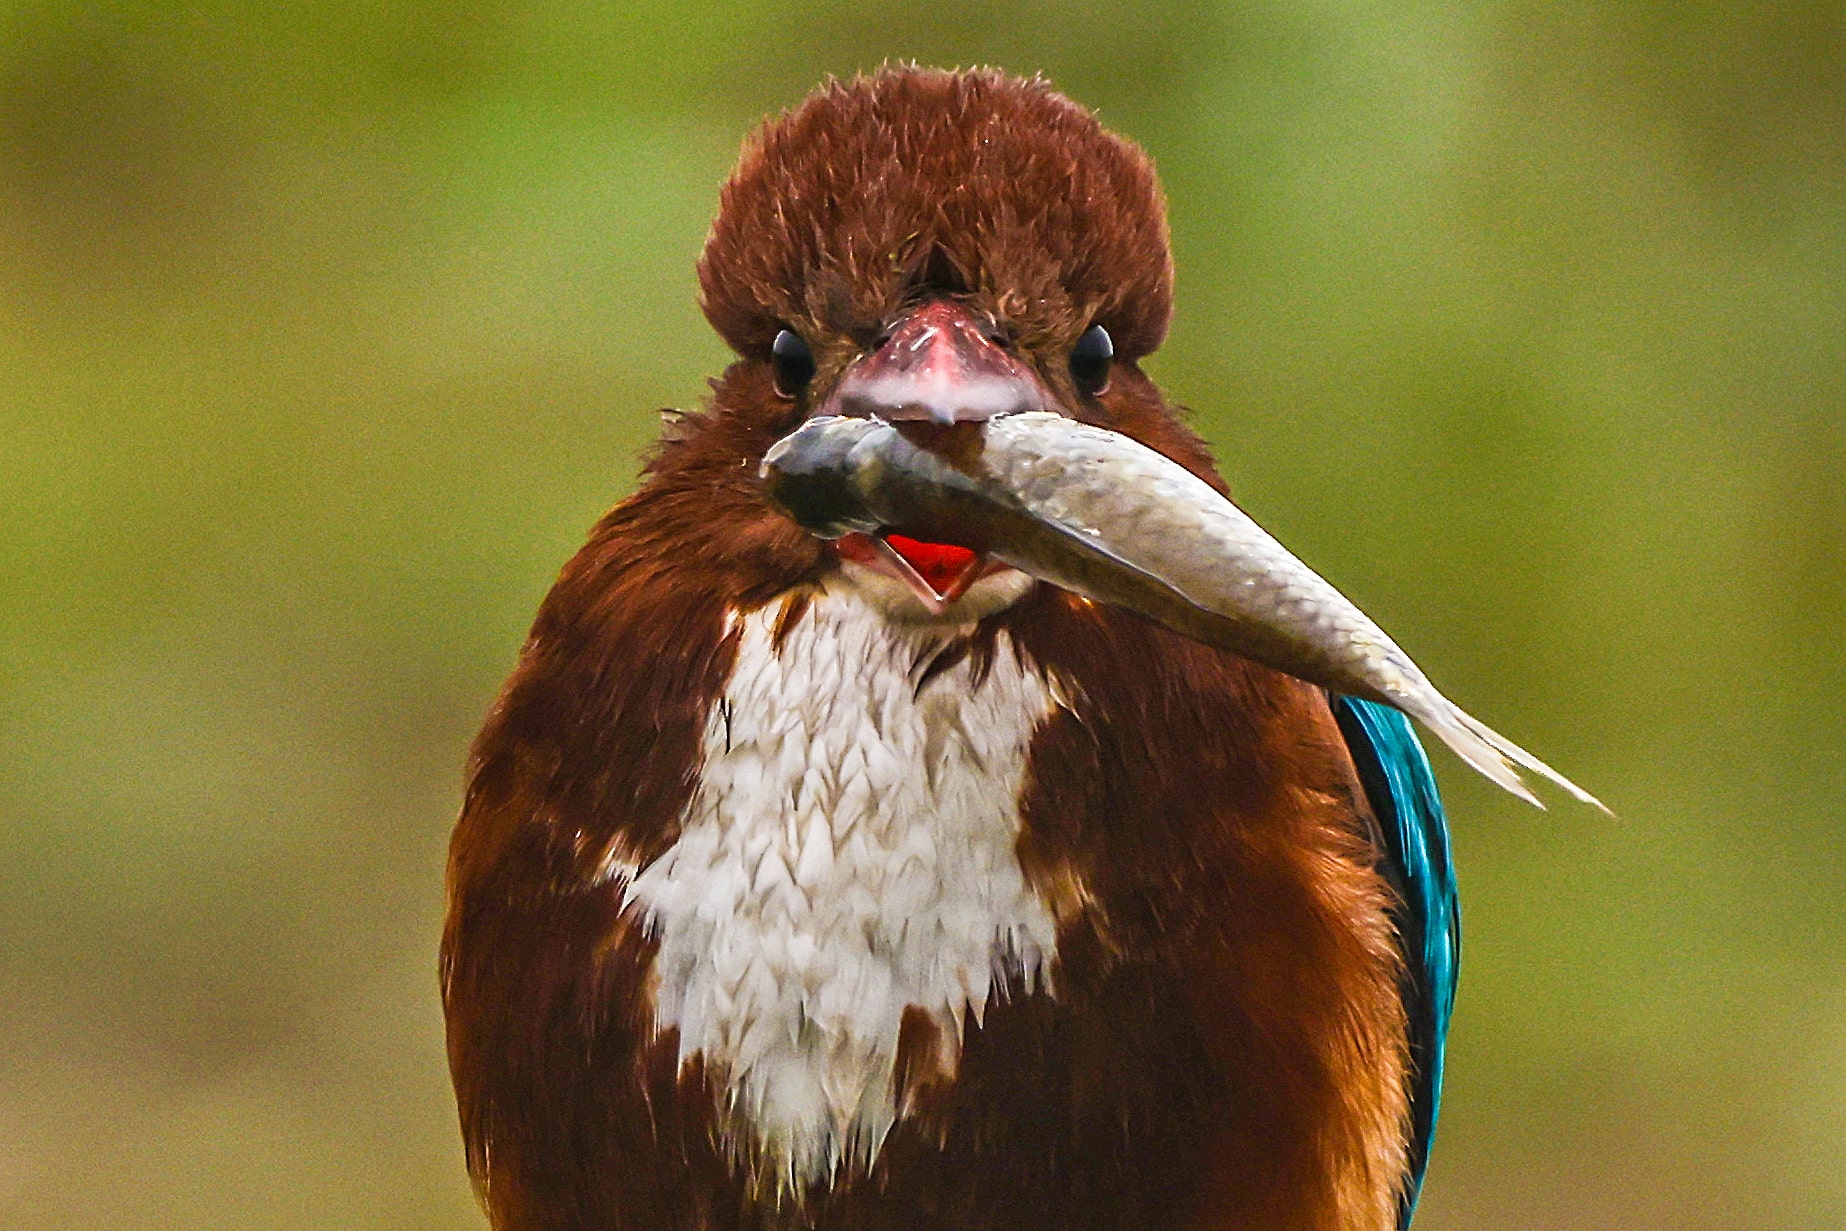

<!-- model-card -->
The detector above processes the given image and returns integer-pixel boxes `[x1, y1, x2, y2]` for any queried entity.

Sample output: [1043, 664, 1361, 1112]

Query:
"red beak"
[817, 300, 1050, 610]
[816, 300, 1054, 425]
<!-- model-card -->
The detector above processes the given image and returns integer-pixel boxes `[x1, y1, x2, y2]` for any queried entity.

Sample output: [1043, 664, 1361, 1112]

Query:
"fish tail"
[1413, 699, 1612, 814]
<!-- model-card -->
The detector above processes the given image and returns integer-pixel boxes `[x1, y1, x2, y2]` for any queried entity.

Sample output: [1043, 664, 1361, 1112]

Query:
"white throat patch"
[624, 585, 1059, 1185]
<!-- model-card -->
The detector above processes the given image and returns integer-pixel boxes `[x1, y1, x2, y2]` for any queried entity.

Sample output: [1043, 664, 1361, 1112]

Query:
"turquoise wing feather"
[1331, 696, 1460, 1230]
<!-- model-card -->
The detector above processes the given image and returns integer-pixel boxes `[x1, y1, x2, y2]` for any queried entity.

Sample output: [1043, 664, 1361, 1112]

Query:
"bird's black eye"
[771, 328, 815, 398]
[1070, 323, 1113, 397]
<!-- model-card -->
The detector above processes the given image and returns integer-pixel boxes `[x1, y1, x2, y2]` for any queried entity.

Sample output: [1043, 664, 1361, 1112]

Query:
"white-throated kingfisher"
[441, 67, 1481, 1231]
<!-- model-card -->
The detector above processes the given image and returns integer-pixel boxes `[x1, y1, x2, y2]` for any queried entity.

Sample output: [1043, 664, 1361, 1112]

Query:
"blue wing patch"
[1331, 696, 1460, 1230]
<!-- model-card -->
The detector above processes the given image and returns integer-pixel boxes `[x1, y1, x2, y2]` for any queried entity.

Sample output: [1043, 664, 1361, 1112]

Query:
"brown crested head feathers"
[697, 68, 1174, 390]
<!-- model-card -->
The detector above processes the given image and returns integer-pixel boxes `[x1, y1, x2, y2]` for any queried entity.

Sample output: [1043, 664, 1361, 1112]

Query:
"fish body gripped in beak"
[762, 412, 1608, 811]
[816, 300, 1051, 614]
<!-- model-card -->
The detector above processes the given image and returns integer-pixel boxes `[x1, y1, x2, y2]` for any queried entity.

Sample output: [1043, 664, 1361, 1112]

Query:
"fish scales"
[761, 413, 1605, 811]
[982, 415, 1424, 697]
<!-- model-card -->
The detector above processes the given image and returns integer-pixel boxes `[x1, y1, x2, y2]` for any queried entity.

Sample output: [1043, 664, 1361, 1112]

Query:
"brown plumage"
[443, 67, 1411, 1231]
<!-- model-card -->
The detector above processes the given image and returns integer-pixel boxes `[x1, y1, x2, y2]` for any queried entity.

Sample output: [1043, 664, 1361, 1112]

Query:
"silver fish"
[762, 411, 1606, 811]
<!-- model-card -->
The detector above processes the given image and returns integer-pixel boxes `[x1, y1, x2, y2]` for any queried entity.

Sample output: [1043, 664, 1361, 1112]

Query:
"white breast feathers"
[623, 585, 1060, 1186]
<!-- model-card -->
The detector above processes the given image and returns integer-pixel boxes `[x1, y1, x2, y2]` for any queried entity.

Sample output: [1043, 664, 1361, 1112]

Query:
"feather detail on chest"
[622, 586, 1062, 1185]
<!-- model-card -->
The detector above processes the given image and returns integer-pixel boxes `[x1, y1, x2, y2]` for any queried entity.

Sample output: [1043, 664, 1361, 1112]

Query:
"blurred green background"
[2, 2, 1841, 1228]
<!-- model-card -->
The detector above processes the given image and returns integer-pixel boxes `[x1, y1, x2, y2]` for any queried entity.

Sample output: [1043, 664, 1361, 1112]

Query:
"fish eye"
[771, 328, 816, 398]
[1070, 323, 1113, 397]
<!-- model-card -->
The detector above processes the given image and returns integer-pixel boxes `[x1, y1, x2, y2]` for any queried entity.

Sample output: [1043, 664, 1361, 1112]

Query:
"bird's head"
[688, 67, 1220, 621]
